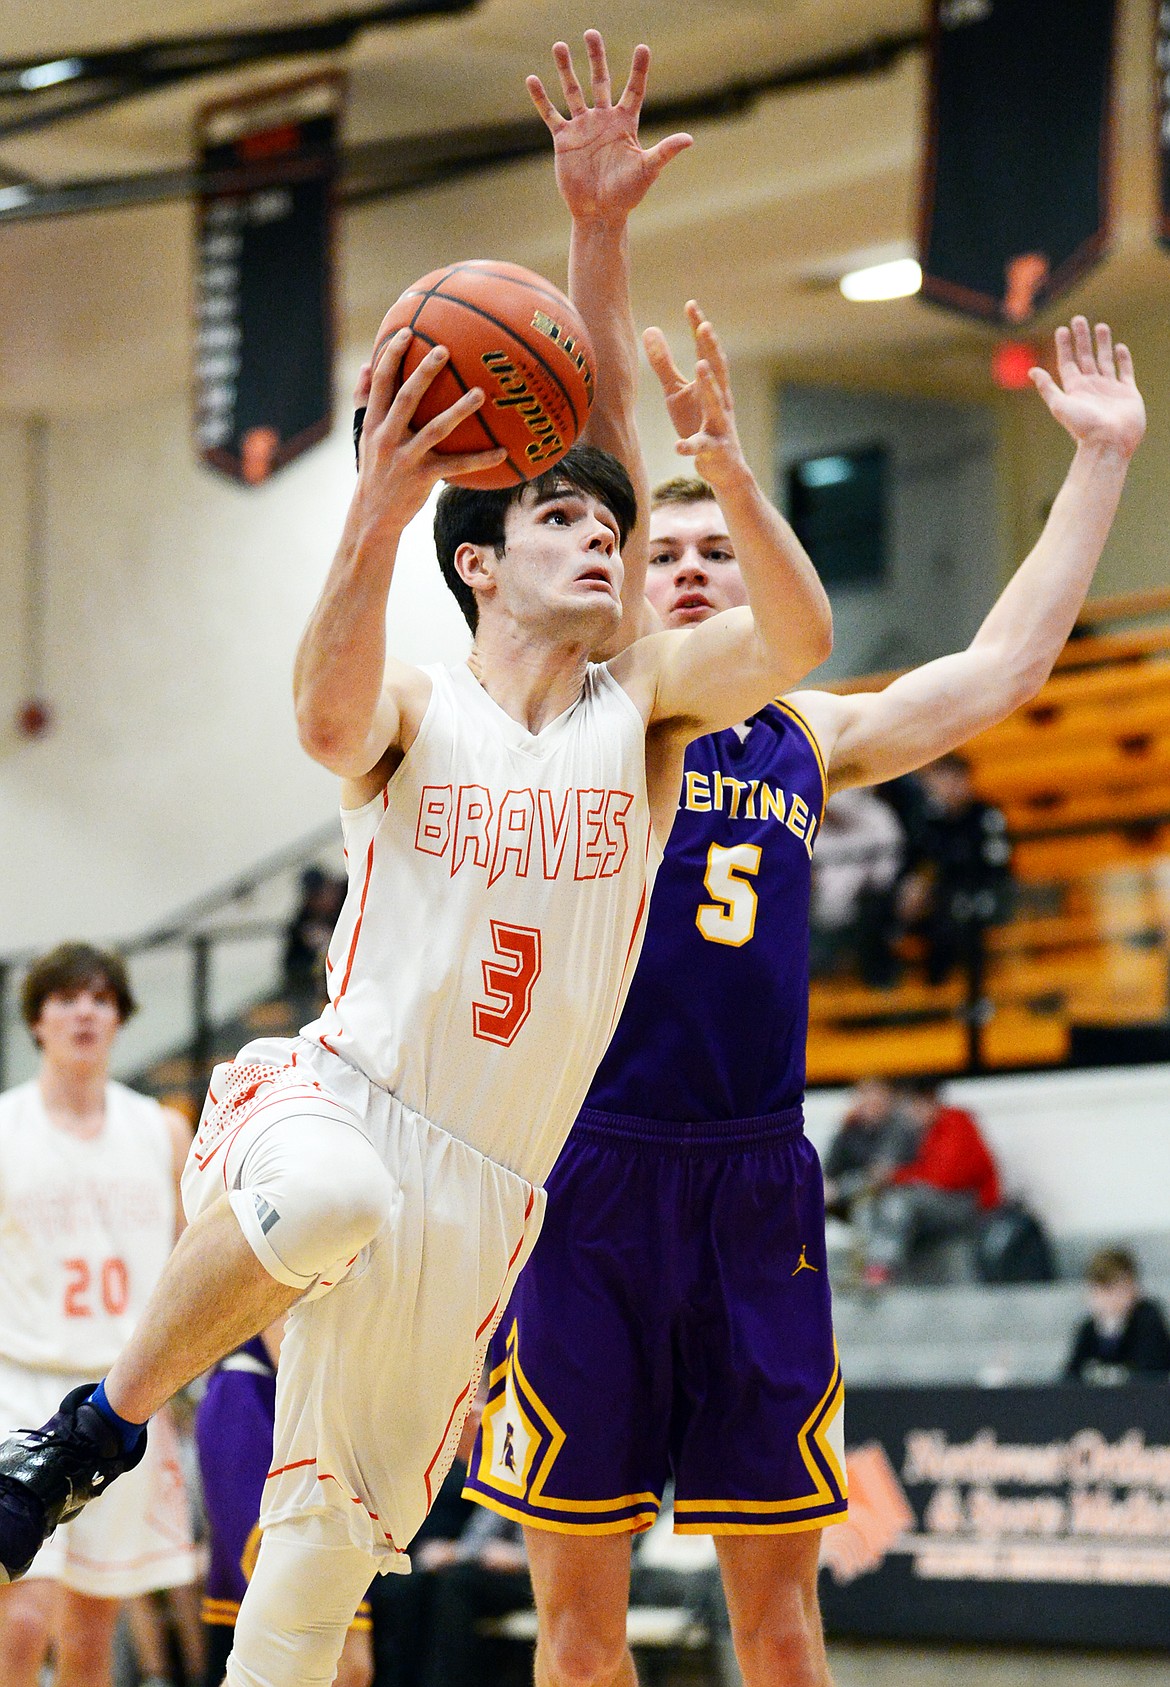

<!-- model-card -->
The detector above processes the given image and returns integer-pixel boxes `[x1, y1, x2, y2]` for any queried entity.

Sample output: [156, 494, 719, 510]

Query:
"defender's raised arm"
[790, 317, 1146, 791]
[528, 30, 691, 644]
[614, 305, 832, 738]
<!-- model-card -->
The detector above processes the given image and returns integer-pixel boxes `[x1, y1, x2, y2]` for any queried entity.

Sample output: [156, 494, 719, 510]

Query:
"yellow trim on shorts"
[673, 1347, 846, 1518]
[468, 1487, 660, 1536]
[675, 1506, 847, 1536]
[475, 1321, 660, 1517]
[772, 698, 828, 824]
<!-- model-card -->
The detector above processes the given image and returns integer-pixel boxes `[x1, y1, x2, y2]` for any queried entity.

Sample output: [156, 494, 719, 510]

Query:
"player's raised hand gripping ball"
[369, 261, 596, 489]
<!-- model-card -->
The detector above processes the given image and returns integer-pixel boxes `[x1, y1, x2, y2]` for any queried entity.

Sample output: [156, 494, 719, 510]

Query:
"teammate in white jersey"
[0, 943, 195, 1687]
[0, 223, 831, 1685]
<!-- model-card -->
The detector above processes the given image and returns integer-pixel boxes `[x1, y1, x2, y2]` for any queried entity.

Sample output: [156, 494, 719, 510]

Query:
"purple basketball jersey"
[585, 701, 823, 1124]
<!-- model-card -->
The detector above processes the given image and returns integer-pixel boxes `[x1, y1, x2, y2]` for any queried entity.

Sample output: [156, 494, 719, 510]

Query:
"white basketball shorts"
[183, 1036, 546, 1568]
[0, 1356, 197, 1598]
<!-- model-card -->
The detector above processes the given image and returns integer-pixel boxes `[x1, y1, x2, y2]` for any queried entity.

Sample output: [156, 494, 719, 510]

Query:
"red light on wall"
[991, 341, 1039, 390]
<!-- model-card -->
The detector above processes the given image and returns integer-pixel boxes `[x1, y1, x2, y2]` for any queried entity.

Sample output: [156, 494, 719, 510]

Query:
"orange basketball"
[371, 261, 596, 490]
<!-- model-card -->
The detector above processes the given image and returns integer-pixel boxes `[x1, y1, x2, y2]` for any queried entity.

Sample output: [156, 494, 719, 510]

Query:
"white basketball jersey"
[304, 661, 661, 1185]
[0, 1081, 176, 1373]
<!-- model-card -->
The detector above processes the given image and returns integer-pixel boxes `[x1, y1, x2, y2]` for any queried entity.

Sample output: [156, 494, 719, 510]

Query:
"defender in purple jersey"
[465, 31, 1146, 1687]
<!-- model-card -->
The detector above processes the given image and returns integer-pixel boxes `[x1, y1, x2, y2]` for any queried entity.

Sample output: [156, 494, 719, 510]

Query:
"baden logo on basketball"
[480, 350, 565, 466]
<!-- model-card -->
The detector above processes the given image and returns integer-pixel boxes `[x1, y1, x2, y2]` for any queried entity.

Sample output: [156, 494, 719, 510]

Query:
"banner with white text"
[820, 1386, 1170, 1646]
[195, 73, 343, 484]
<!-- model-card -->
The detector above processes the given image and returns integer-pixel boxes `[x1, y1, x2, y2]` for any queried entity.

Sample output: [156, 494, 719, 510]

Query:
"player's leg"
[103, 1195, 299, 1423]
[227, 1513, 377, 1687]
[0, 1579, 55, 1687]
[53, 1586, 122, 1687]
[0, 1100, 393, 1582]
[715, 1533, 832, 1687]
[526, 1529, 637, 1687]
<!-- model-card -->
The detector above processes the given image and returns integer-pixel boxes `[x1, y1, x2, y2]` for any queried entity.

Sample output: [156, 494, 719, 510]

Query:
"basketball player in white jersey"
[0, 943, 196, 1687]
[0, 232, 833, 1683]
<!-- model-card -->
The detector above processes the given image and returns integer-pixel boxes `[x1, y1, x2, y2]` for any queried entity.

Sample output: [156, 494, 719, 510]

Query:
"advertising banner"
[821, 1386, 1170, 1646]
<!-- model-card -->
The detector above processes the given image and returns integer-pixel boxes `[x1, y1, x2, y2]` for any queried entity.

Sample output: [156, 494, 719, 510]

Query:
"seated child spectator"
[859, 1077, 1001, 1283]
[281, 867, 346, 1012]
[1064, 1247, 1170, 1384]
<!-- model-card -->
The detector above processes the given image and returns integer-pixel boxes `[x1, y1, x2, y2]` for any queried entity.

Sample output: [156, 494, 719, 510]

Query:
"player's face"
[644, 500, 747, 627]
[496, 485, 624, 636]
[33, 982, 121, 1069]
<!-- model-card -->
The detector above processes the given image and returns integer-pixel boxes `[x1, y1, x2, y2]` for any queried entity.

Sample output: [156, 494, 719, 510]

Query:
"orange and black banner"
[195, 73, 344, 484]
[1158, 2, 1170, 246]
[919, 0, 1117, 323]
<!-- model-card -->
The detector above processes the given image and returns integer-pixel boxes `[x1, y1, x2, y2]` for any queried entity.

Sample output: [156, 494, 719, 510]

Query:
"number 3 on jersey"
[696, 843, 761, 947]
[474, 921, 543, 1045]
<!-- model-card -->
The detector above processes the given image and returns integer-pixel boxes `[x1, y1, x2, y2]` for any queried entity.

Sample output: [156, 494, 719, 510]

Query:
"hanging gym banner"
[1159, 2, 1170, 247]
[919, 0, 1117, 322]
[819, 1386, 1170, 1647]
[194, 73, 344, 484]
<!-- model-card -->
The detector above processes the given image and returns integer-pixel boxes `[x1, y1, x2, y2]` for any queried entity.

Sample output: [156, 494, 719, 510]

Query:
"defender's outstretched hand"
[1030, 318, 1145, 459]
[354, 331, 506, 521]
[528, 30, 692, 223]
[644, 303, 749, 489]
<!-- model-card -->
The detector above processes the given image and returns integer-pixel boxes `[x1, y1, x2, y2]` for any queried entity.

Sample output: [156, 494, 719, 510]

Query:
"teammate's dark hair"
[433, 444, 637, 633]
[21, 942, 137, 1032]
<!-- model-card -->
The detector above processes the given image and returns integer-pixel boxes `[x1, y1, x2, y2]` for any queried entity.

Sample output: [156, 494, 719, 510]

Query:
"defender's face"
[33, 982, 121, 1068]
[645, 499, 747, 627]
[492, 486, 624, 635]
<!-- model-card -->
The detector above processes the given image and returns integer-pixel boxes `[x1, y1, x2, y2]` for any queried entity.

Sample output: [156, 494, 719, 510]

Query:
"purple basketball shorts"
[464, 1108, 846, 1535]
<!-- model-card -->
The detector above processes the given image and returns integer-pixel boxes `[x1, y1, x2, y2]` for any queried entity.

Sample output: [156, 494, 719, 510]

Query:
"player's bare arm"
[790, 318, 1146, 792]
[529, 29, 691, 648]
[293, 334, 506, 797]
[614, 307, 832, 738]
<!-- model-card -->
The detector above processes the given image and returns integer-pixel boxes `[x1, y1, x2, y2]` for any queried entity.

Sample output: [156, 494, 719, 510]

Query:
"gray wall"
[777, 385, 1000, 682]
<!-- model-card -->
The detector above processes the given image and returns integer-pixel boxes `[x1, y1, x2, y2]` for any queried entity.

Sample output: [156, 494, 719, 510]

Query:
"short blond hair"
[651, 475, 718, 510]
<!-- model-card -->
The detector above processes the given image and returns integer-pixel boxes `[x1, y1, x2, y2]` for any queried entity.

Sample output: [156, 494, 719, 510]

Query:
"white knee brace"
[227, 1516, 376, 1687]
[229, 1111, 394, 1292]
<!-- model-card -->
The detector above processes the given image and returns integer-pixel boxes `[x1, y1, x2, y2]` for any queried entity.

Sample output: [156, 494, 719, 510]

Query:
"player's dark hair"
[21, 942, 137, 1031]
[651, 474, 718, 508]
[433, 444, 638, 633]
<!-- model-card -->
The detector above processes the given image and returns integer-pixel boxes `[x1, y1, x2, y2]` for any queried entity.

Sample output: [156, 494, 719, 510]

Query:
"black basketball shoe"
[0, 1384, 147, 1583]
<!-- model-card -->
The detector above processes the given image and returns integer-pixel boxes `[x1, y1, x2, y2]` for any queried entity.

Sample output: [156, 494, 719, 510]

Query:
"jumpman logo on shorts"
[502, 1423, 516, 1473]
[792, 1245, 818, 1276]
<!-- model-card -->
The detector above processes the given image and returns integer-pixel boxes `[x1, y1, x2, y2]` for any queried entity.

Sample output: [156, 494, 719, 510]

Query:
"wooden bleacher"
[807, 589, 1170, 1084]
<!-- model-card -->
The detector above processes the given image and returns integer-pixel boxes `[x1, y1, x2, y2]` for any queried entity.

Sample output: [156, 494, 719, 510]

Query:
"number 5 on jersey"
[696, 843, 761, 947]
[474, 921, 543, 1045]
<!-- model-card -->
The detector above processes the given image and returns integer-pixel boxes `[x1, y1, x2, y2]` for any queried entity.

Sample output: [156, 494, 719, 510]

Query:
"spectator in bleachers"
[1064, 1247, 1170, 1384]
[858, 1077, 1001, 1284]
[896, 753, 1013, 985]
[281, 866, 346, 1014]
[810, 789, 906, 987]
[822, 1079, 917, 1222]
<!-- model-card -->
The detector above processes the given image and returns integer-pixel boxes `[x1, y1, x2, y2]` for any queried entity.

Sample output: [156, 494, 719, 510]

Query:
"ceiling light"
[840, 258, 923, 302]
[18, 58, 85, 92]
[0, 185, 32, 211]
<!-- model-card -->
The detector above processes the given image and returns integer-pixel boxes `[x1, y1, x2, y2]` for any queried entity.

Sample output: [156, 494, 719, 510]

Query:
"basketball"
[371, 260, 596, 489]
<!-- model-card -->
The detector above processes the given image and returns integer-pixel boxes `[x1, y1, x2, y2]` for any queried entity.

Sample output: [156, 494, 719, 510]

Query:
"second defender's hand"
[1028, 317, 1145, 459]
[644, 303, 748, 487]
